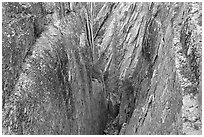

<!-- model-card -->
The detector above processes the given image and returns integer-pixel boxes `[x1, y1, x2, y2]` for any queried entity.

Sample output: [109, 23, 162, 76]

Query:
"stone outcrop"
[2, 2, 202, 135]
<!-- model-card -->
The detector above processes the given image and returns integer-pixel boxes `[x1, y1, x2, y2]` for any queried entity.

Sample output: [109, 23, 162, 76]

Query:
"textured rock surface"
[2, 2, 202, 135]
[2, 2, 108, 135]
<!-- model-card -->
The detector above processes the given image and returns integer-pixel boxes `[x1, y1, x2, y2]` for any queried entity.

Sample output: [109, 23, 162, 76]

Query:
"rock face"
[2, 2, 108, 135]
[2, 2, 202, 135]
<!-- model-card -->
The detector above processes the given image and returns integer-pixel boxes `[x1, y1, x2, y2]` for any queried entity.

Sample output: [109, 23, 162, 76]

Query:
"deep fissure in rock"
[2, 2, 202, 135]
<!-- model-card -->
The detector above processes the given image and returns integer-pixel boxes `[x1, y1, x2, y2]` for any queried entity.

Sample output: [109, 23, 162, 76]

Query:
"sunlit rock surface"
[2, 2, 202, 135]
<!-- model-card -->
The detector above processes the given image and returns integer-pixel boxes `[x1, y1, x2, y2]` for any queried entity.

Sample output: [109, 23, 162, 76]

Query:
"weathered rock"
[2, 2, 202, 135]
[174, 2, 202, 134]
[93, 2, 201, 135]
[2, 2, 51, 109]
[2, 2, 108, 135]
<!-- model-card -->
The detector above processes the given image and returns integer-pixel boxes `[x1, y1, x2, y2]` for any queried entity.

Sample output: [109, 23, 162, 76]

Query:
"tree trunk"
[2, 2, 202, 135]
